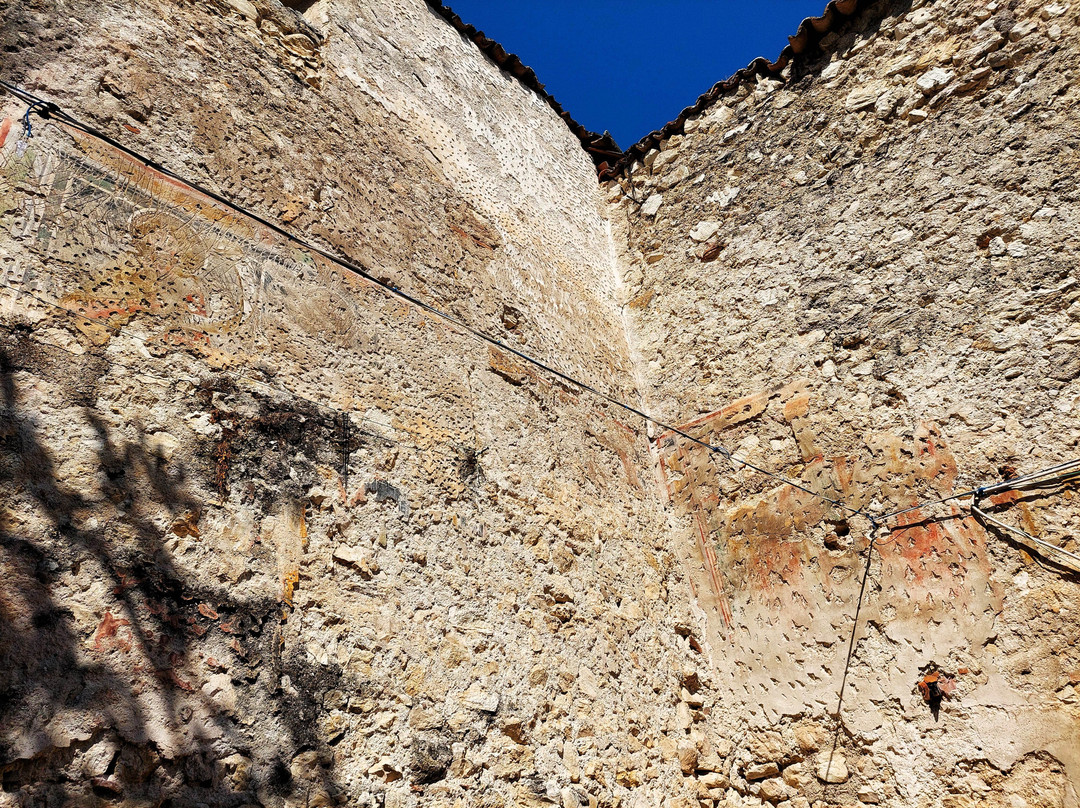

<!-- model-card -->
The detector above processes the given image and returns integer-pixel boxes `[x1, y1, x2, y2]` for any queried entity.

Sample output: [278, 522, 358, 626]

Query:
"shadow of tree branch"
[1, 334, 349, 807]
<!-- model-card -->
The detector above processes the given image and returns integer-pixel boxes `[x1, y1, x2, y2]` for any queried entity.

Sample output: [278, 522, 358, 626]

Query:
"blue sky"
[443, 0, 829, 149]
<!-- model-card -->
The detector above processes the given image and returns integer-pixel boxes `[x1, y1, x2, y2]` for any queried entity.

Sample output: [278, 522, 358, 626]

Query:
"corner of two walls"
[2, 0, 1078, 804]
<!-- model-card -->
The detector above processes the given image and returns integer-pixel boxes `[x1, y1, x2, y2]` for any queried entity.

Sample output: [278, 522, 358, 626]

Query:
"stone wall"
[611, 0, 1080, 804]
[1, 0, 1078, 806]
[0, 1, 712, 806]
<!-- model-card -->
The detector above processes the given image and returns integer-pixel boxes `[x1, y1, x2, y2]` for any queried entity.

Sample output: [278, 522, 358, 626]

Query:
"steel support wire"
[0, 78, 868, 523]
[977, 458, 1080, 496]
[971, 460, 1080, 574]
[877, 459, 1080, 525]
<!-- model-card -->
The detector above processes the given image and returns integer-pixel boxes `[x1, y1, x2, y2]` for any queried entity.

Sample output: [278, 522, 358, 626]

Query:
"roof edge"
[426, 0, 881, 178]
[609, 0, 873, 176]
[423, 1, 622, 169]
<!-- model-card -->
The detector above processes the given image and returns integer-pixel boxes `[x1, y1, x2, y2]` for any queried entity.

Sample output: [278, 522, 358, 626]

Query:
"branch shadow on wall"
[0, 331, 351, 808]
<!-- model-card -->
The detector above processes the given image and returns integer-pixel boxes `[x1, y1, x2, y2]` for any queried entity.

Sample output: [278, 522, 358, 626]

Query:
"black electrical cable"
[9, 82, 1076, 532]
[0, 79, 868, 521]
[833, 522, 876, 721]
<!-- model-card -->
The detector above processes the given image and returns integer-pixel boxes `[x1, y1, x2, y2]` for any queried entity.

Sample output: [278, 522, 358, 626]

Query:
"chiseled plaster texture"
[0, 1, 698, 807]
[0, 0, 1077, 806]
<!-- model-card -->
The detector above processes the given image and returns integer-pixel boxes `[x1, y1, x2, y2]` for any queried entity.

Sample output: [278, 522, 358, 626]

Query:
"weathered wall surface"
[2, 0, 631, 386]
[0, 1, 715, 807]
[2, 0, 1079, 806]
[612, 0, 1080, 805]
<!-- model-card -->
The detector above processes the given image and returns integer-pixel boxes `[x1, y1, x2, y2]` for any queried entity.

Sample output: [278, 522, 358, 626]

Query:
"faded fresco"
[0, 112, 668, 807]
[2, 118, 426, 407]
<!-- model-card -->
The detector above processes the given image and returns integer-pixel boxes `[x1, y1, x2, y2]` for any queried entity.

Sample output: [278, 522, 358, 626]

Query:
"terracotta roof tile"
[426, 0, 873, 178]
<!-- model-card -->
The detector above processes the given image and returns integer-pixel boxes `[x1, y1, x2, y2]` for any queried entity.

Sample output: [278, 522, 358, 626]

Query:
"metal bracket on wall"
[971, 459, 1080, 575]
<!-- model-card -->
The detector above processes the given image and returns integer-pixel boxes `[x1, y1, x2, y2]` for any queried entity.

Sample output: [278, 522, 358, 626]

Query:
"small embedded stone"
[723, 121, 750, 142]
[408, 706, 444, 731]
[90, 777, 123, 796]
[858, 785, 882, 804]
[563, 742, 581, 782]
[675, 700, 693, 731]
[758, 777, 788, 803]
[225, 0, 258, 18]
[689, 221, 721, 243]
[332, 544, 364, 565]
[782, 761, 813, 790]
[916, 67, 954, 94]
[745, 762, 780, 780]
[677, 742, 697, 775]
[332, 545, 379, 577]
[1008, 19, 1038, 40]
[699, 241, 724, 262]
[461, 683, 499, 713]
[640, 194, 664, 217]
[815, 751, 849, 784]
[875, 91, 896, 119]
[705, 185, 740, 207]
[652, 149, 679, 172]
[368, 759, 403, 783]
[845, 85, 880, 112]
[748, 730, 789, 764]
[148, 431, 180, 461]
[697, 753, 725, 773]
[411, 734, 453, 783]
[699, 771, 729, 789]
[680, 687, 704, 708]
[658, 165, 690, 190]
[320, 710, 347, 744]
[543, 576, 575, 603]
[201, 673, 237, 713]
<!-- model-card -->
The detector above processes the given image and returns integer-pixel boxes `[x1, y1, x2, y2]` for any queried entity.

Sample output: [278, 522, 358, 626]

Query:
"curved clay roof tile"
[611, 0, 870, 173]
[425, 0, 872, 176]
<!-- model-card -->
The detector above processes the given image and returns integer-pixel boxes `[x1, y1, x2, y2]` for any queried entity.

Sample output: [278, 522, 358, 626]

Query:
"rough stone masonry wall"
[611, 0, 1080, 805]
[0, 1, 718, 807]
[3, 0, 1080, 807]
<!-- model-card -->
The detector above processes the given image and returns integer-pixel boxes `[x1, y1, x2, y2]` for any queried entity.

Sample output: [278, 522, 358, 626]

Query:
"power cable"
[5, 82, 1078, 540]
[877, 459, 1080, 524]
[0, 79, 869, 522]
[824, 517, 878, 788]
[972, 495, 1080, 574]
